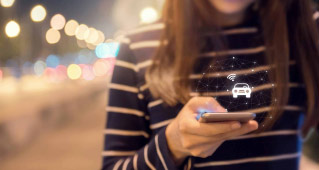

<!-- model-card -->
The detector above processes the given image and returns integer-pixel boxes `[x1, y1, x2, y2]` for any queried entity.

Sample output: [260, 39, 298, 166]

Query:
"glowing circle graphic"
[194, 57, 274, 125]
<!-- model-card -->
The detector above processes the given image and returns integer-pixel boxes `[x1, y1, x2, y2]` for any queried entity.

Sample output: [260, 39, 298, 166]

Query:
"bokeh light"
[55, 65, 67, 81]
[95, 42, 120, 58]
[0, 69, 3, 81]
[140, 7, 158, 24]
[94, 31, 105, 45]
[75, 24, 89, 40]
[86, 43, 96, 50]
[46, 55, 60, 68]
[43, 67, 58, 82]
[81, 65, 95, 80]
[0, 0, 15, 7]
[85, 27, 99, 44]
[5, 20, 20, 38]
[78, 64, 86, 70]
[46, 28, 61, 44]
[50, 14, 66, 30]
[93, 59, 111, 77]
[67, 64, 82, 80]
[34, 60, 46, 76]
[64, 20, 79, 36]
[30, 5, 47, 22]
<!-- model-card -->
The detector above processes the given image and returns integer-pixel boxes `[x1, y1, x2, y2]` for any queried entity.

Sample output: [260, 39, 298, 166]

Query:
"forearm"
[102, 127, 179, 170]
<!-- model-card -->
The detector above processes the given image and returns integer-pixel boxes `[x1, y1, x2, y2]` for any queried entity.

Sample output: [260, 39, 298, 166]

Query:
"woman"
[102, 0, 319, 169]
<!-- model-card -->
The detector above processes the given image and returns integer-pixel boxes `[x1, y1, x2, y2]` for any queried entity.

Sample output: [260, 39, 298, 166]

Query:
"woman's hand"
[165, 97, 258, 165]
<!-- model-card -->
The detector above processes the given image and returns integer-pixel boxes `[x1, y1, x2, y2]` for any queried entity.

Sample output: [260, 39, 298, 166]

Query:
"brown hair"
[145, 0, 319, 134]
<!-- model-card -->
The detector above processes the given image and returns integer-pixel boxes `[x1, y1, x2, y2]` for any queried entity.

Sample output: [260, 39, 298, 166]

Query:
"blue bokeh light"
[22, 61, 34, 74]
[46, 55, 60, 68]
[95, 42, 120, 59]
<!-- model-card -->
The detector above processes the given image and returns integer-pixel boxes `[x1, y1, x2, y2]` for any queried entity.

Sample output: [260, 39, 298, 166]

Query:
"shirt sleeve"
[102, 39, 179, 170]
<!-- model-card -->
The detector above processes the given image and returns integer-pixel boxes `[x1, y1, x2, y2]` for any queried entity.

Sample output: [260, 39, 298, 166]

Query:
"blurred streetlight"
[0, 0, 14, 7]
[93, 59, 111, 77]
[46, 28, 61, 44]
[34, 60, 46, 76]
[82, 65, 95, 80]
[30, 5, 47, 22]
[50, 14, 66, 30]
[93, 31, 105, 45]
[64, 20, 79, 36]
[140, 7, 158, 24]
[84, 27, 99, 44]
[95, 42, 120, 58]
[67, 64, 82, 80]
[5, 20, 20, 38]
[75, 24, 89, 40]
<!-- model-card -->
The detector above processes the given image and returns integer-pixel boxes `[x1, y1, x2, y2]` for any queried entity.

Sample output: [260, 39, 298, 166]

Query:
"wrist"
[165, 122, 189, 165]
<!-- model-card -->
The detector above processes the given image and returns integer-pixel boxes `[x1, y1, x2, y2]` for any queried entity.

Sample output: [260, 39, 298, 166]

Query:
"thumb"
[188, 97, 227, 113]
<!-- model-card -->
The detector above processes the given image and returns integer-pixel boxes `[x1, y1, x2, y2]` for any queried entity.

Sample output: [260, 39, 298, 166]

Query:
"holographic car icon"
[232, 83, 251, 98]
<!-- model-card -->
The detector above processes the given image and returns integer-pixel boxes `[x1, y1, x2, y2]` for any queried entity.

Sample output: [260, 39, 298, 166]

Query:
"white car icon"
[232, 83, 251, 98]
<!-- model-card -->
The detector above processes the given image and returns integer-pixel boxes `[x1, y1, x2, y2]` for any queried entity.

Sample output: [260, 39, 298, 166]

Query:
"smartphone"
[198, 112, 256, 123]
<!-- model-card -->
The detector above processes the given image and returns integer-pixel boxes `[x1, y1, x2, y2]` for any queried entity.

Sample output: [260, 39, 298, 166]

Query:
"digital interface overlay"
[194, 56, 276, 126]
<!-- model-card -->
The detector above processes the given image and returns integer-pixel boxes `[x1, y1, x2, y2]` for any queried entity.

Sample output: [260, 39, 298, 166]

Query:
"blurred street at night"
[0, 0, 163, 169]
[0, 81, 107, 170]
[0, 0, 318, 169]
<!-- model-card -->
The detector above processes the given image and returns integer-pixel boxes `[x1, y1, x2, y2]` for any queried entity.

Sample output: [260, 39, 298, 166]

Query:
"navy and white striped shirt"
[102, 14, 317, 170]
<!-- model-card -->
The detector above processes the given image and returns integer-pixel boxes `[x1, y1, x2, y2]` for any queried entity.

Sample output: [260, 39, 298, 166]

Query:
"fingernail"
[217, 106, 226, 112]
[231, 123, 241, 129]
[251, 125, 258, 130]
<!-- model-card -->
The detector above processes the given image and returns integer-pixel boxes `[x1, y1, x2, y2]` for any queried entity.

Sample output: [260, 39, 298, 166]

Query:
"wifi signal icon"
[227, 74, 236, 81]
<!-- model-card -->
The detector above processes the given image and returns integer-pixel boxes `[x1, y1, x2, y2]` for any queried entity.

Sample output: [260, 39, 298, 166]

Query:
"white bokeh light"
[75, 24, 89, 40]
[140, 7, 158, 24]
[5, 20, 20, 38]
[64, 20, 79, 36]
[0, 0, 15, 7]
[46, 28, 61, 44]
[30, 5, 47, 22]
[50, 14, 66, 30]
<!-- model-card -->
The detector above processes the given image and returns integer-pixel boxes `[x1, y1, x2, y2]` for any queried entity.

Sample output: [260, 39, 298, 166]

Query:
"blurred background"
[0, 0, 317, 170]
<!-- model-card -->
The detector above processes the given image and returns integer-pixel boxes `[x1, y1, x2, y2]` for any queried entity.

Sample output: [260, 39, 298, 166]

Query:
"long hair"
[145, 0, 319, 135]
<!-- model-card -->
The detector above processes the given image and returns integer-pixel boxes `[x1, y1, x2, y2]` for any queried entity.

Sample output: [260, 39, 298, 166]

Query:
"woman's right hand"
[165, 97, 259, 165]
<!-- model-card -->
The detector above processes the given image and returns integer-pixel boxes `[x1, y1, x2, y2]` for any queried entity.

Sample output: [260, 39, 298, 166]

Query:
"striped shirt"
[102, 14, 315, 170]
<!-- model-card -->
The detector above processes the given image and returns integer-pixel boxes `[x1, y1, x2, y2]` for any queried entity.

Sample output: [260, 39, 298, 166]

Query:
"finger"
[182, 121, 257, 148]
[180, 117, 242, 136]
[216, 120, 259, 140]
[188, 97, 227, 113]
